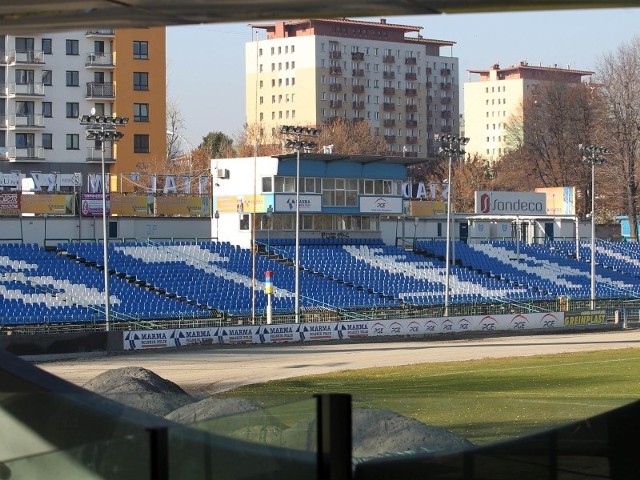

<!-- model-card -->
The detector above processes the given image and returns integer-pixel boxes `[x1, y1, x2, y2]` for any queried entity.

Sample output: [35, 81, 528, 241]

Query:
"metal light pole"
[579, 143, 609, 311]
[435, 134, 469, 317]
[280, 125, 321, 323]
[79, 111, 128, 331]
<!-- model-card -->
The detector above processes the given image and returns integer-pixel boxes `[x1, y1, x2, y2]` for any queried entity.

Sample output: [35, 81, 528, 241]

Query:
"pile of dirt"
[82, 366, 194, 417]
[83, 367, 473, 462]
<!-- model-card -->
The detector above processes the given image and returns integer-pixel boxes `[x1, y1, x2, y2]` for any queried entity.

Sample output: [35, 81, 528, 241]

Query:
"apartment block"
[0, 27, 166, 192]
[464, 61, 593, 163]
[246, 18, 460, 158]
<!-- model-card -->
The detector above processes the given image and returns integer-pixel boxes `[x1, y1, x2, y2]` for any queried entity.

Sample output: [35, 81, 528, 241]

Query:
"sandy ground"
[35, 329, 640, 396]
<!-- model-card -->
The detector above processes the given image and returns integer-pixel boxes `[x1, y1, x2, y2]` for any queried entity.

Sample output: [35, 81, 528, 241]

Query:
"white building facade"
[246, 18, 461, 158]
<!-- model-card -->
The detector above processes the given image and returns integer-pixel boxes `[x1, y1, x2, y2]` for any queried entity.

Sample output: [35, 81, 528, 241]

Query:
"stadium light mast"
[79, 110, 128, 331]
[580, 143, 609, 311]
[280, 125, 321, 324]
[435, 133, 469, 317]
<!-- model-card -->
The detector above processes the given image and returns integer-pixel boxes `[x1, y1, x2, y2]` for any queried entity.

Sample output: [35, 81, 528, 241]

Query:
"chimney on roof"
[381, 18, 386, 24]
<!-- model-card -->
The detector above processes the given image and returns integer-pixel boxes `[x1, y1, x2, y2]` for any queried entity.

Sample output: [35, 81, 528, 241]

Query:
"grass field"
[216, 347, 640, 445]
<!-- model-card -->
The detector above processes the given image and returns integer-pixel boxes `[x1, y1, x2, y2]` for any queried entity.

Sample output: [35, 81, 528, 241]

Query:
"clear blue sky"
[166, 7, 640, 148]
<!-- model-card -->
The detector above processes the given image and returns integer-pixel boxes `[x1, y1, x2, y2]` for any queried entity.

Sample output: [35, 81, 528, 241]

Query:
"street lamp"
[280, 125, 321, 323]
[435, 133, 469, 317]
[79, 110, 128, 331]
[580, 143, 609, 310]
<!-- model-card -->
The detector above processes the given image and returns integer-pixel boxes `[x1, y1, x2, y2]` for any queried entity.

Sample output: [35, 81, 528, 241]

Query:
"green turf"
[215, 348, 640, 445]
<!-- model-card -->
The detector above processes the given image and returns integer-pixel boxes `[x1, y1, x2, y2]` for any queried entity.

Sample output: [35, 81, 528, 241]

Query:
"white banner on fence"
[122, 312, 573, 351]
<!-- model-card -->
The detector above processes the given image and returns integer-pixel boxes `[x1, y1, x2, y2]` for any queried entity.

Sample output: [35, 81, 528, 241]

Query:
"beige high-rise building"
[246, 18, 459, 158]
[0, 27, 166, 191]
[463, 61, 593, 163]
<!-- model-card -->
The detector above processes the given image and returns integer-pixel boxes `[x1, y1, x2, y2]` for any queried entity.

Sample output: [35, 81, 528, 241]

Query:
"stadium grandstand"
[0, 236, 638, 333]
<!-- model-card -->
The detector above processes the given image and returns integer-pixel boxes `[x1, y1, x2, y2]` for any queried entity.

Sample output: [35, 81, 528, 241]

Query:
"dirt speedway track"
[38, 329, 640, 396]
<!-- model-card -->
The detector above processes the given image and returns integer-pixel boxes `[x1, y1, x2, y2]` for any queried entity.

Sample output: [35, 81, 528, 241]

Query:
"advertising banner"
[475, 191, 546, 215]
[156, 195, 210, 217]
[123, 311, 580, 351]
[275, 194, 322, 213]
[535, 186, 576, 215]
[81, 193, 110, 216]
[110, 194, 153, 216]
[22, 193, 74, 215]
[0, 192, 20, 215]
[359, 196, 403, 214]
[408, 200, 446, 216]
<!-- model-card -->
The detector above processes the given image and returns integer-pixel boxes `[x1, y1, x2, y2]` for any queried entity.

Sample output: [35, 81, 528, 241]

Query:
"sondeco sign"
[475, 191, 546, 215]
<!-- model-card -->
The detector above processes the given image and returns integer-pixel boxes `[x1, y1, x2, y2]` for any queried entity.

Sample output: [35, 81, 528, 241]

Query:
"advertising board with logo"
[81, 193, 110, 216]
[0, 192, 20, 215]
[123, 311, 608, 351]
[275, 194, 321, 213]
[156, 195, 210, 217]
[23, 194, 74, 215]
[408, 200, 446, 216]
[360, 196, 402, 214]
[475, 191, 546, 215]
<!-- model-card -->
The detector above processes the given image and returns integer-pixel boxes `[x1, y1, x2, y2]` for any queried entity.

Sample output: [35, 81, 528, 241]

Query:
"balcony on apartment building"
[383, 87, 395, 95]
[441, 125, 452, 133]
[441, 68, 451, 76]
[383, 119, 396, 127]
[383, 55, 395, 63]
[405, 104, 418, 113]
[405, 73, 417, 81]
[405, 120, 417, 128]
[382, 71, 395, 80]
[352, 117, 365, 123]
[405, 88, 417, 97]
[440, 83, 452, 90]
[86, 82, 115, 99]
[86, 146, 115, 163]
[352, 85, 365, 94]
[352, 69, 364, 77]
[2, 114, 45, 129]
[0, 82, 45, 97]
[404, 57, 417, 65]
[427, 124, 433, 131]
[405, 136, 418, 144]
[3, 50, 45, 65]
[329, 51, 342, 59]
[440, 97, 452, 105]
[1, 146, 45, 161]
[86, 29, 115, 37]
[425, 67, 432, 75]
[329, 100, 343, 108]
[329, 67, 342, 76]
[383, 103, 395, 111]
[427, 95, 433, 103]
[384, 135, 396, 143]
[441, 111, 452, 119]
[352, 101, 365, 110]
[351, 52, 365, 61]
[329, 84, 342, 92]
[86, 52, 115, 68]
[403, 151, 418, 158]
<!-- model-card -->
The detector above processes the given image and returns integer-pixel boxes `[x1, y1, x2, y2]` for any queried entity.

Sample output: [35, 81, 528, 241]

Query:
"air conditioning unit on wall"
[217, 168, 229, 179]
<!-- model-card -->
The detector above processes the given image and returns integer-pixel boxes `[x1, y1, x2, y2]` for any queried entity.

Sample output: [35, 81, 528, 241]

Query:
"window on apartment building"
[278, 79, 282, 87]
[16, 133, 35, 149]
[278, 46, 281, 54]
[42, 38, 52, 55]
[291, 110, 295, 119]
[42, 133, 53, 149]
[291, 78, 295, 86]
[133, 41, 149, 60]
[271, 95, 275, 104]
[259, 96, 263, 105]
[259, 64, 263, 73]
[278, 111, 282, 119]
[259, 112, 263, 121]
[133, 72, 149, 90]
[133, 103, 149, 122]
[42, 102, 52, 117]
[291, 46, 295, 53]
[66, 102, 79, 118]
[259, 80, 263, 88]
[15, 69, 34, 84]
[65, 39, 79, 55]
[271, 63, 275, 71]
[42, 70, 52, 86]
[258, 48, 263, 56]
[15, 38, 34, 53]
[66, 134, 79, 150]
[65, 71, 79, 86]
[133, 134, 150, 153]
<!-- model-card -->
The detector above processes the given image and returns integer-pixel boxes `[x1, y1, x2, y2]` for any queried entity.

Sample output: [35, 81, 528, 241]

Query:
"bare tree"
[166, 99, 186, 162]
[317, 118, 388, 155]
[234, 122, 282, 157]
[499, 82, 599, 218]
[595, 35, 640, 241]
